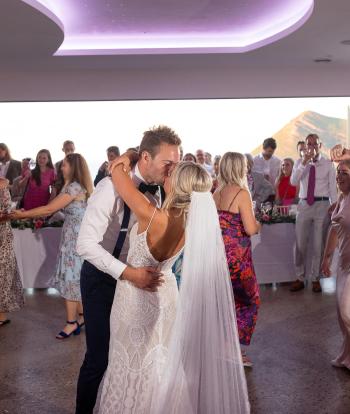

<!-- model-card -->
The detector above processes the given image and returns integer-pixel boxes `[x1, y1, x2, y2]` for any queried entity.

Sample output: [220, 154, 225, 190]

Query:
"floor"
[1, 280, 350, 414]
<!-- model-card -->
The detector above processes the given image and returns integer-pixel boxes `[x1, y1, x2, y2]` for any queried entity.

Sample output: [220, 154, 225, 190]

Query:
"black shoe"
[312, 281, 322, 293]
[290, 280, 305, 292]
[56, 320, 80, 340]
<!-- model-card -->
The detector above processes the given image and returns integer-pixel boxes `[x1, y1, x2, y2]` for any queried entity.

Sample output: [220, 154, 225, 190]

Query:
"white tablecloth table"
[251, 222, 338, 284]
[251, 223, 296, 284]
[13, 227, 62, 289]
[13, 223, 337, 288]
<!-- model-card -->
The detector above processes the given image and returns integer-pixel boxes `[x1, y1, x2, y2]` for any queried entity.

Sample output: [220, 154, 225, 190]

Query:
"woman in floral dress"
[0, 177, 24, 326]
[213, 152, 261, 367]
[11, 154, 93, 338]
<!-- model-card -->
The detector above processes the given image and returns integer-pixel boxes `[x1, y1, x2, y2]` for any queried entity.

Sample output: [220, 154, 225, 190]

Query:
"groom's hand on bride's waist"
[121, 266, 164, 292]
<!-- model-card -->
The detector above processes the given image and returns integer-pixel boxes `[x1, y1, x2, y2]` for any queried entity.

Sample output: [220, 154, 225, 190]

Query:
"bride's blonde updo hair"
[163, 161, 212, 222]
[218, 152, 248, 190]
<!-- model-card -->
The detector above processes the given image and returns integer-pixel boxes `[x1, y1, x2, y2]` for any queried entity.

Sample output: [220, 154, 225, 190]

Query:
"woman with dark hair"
[21, 149, 56, 210]
[11, 153, 93, 339]
[0, 143, 21, 185]
[182, 153, 197, 163]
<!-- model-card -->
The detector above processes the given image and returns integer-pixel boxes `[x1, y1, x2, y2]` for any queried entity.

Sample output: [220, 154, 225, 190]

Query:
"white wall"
[1, 65, 349, 102]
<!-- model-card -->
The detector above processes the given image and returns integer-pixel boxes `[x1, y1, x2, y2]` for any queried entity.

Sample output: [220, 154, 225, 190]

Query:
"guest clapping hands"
[330, 144, 350, 162]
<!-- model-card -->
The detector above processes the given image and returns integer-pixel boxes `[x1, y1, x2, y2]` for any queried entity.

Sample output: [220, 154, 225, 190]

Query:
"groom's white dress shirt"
[76, 164, 160, 280]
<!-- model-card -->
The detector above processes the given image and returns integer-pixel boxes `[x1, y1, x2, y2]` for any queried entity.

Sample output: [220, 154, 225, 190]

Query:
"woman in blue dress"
[12, 153, 93, 339]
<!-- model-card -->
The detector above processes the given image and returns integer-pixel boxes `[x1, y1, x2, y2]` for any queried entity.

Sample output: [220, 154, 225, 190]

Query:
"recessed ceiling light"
[340, 40, 350, 45]
[313, 58, 332, 63]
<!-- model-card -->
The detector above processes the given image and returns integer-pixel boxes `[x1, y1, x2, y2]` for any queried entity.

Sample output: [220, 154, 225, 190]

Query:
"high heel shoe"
[56, 320, 80, 340]
[78, 313, 85, 329]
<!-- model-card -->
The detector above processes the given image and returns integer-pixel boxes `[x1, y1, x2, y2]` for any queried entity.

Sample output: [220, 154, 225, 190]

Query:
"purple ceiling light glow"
[23, 0, 314, 55]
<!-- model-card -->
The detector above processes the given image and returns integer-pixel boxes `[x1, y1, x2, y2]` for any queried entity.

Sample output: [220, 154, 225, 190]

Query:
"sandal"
[241, 351, 253, 368]
[56, 320, 80, 340]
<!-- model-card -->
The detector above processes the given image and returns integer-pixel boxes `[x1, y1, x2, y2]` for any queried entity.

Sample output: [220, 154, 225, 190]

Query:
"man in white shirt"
[196, 149, 213, 175]
[253, 137, 281, 186]
[75, 126, 181, 414]
[290, 134, 337, 293]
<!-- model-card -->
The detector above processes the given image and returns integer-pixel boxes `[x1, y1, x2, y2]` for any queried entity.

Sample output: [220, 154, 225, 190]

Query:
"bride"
[99, 154, 250, 413]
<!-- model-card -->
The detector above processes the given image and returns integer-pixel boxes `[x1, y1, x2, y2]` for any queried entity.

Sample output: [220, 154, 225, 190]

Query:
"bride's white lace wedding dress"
[99, 212, 183, 413]
[99, 193, 250, 414]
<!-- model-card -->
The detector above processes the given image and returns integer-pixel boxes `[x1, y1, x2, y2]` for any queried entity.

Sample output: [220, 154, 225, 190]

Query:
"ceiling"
[24, 0, 314, 55]
[1, 0, 350, 101]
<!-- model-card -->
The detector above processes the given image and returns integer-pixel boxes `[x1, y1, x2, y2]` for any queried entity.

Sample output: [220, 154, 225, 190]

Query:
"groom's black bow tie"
[138, 182, 159, 195]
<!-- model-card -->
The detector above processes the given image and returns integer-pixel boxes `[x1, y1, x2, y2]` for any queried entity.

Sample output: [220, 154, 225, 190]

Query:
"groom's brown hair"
[139, 125, 181, 158]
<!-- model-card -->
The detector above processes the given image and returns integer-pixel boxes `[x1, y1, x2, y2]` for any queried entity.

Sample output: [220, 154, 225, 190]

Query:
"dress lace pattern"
[99, 222, 183, 413]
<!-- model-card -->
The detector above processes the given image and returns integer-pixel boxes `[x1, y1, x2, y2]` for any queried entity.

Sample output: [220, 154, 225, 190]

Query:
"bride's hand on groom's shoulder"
[121, 266, 164, 292]
[109, 151, 140, 175]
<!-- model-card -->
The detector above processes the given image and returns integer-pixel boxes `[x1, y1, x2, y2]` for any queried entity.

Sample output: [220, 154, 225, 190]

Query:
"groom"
[75, 126, 181, 414]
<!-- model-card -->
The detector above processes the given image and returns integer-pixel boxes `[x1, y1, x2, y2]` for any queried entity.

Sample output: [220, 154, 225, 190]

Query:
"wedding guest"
[205, 151, 213, 166]
[196, 149, 213, 174]
[213, 155, 221, 177]
[10, 158, 31, 206]
[245, 153, 275, 207]
[94, 146, 120, 186]
[253, 137, 281, 185]
[0, 178, 24, 327]
[275, 158, 298, 206]
[331, 144, 350, 162]
[11, 154, 93, 338]
[0, 143, 21, 186]
[22, 149, 56, 210]
[213, 152, 261, 367]
[321, 159, 350, 369]
[55, 140, 76, 193]
[211, 155, 221, 193]
[126, 146, 139, 153]
[183, 153, 196, 163]
[290, 134, 337, 293]
[297, 140, 306, 159]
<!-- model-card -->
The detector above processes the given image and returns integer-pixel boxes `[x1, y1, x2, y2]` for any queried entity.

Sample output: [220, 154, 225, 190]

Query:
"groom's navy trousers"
[76, 260, 117, 414]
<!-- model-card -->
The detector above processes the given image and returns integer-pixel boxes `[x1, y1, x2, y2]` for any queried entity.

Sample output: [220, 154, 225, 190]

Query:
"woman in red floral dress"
[214, 152, 261, 367]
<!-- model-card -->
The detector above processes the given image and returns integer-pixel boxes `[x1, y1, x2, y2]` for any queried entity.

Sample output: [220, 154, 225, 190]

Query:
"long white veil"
[152, 191, 250, 414]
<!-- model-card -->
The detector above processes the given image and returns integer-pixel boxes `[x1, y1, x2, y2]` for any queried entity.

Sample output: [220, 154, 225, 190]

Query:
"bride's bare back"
[138, 208, 185, 263]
